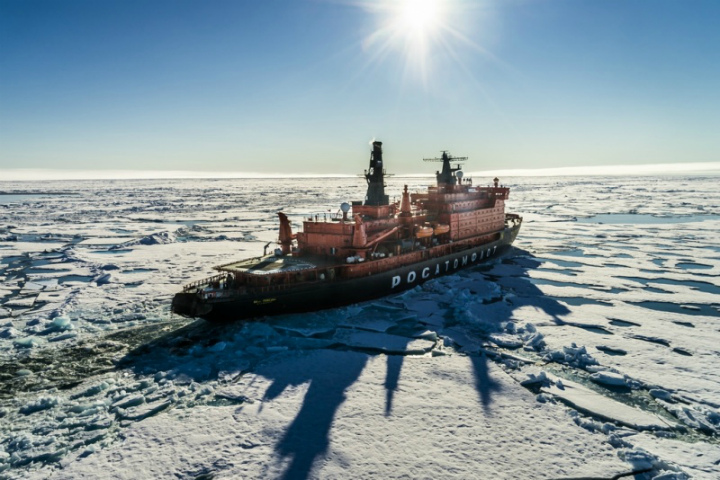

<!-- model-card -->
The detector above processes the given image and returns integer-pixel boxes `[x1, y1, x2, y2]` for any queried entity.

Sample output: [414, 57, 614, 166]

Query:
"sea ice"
[625, 432, 720, 480]
[1, 175, 719, 479]
[541, 374, 676, 431]
[33, 350, 631, 479]
[19, 397, 61, 415]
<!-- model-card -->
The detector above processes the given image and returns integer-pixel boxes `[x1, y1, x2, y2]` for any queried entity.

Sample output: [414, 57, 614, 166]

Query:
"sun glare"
[358, 0, 485, 86]
[397, 0, 440, 34]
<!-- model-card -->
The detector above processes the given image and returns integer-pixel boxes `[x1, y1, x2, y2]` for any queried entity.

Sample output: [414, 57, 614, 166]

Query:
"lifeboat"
[415, 225, 434, 238]
[433, 224, 450, 235]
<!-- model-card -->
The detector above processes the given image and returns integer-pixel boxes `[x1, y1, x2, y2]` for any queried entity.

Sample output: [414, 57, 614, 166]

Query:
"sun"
[396, 0, 441, 35]
[358, 0, 480, 85]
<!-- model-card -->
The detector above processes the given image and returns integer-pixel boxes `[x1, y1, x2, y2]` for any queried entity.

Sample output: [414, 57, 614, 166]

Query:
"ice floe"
[1, 175, 719, 479]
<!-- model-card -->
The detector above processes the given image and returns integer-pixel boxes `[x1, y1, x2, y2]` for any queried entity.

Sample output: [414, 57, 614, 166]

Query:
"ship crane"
[423, 151, 468, 186]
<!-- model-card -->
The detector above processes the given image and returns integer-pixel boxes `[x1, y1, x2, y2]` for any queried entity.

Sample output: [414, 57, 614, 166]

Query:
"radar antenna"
[423, 151, 468, 186]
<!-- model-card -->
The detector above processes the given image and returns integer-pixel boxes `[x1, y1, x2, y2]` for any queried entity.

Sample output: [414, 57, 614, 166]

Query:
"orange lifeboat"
[415, 225, 434, 238]
[433, 224, 450, 235]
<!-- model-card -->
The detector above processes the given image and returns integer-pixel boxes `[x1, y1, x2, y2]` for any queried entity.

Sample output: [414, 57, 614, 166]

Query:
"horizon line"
[1, 161, 719, 181]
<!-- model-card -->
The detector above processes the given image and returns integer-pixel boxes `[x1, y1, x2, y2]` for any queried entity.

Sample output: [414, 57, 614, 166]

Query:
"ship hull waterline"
[172, 224, 520, 323]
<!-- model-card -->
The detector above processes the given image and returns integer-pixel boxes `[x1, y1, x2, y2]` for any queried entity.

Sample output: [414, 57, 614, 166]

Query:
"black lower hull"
[172, 224, 520, 322]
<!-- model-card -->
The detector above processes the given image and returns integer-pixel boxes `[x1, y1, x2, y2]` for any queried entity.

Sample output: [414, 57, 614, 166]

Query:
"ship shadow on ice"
[259, 349, 369, 480]
[488, 255, 572, 324]
[382, 250, 572, 416]
[263, 249, 574, 480]
[116, 322, 372, 480]
[386, 352, 502, 416]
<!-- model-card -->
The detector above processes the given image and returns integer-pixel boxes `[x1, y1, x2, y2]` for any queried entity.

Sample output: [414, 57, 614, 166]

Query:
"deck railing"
[182, 273, 228, 292]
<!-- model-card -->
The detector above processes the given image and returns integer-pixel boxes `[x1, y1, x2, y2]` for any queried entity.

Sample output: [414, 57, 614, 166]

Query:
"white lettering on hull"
[389, 244, 499, 288]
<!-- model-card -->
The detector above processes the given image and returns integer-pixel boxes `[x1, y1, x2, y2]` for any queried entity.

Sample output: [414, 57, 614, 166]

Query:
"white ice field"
[1, 175, 719, 479]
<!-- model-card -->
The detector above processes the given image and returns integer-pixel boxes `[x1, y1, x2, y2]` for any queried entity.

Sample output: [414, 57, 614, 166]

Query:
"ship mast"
[364, 141, 389, 206]
[424, 151, 468, 186]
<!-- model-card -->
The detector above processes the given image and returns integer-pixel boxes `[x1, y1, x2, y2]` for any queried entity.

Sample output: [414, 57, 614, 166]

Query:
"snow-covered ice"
[1, 175, 719, 479]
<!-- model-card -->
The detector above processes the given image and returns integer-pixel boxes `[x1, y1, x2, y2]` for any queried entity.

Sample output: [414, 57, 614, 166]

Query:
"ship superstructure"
[172, 141, 522, 321]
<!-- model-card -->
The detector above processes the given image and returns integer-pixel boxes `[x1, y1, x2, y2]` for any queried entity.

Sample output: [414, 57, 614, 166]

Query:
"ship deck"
[215, 254, 332, 275]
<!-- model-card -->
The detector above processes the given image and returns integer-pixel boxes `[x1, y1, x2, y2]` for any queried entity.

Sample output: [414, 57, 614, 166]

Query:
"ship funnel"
[372, 140, 382, 156]
[363, 141, 389, 206]
[400, 185, 411, 217]
[277, 212, 293, 255]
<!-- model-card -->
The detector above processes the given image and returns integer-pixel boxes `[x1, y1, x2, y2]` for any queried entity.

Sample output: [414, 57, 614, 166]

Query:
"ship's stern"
[171, 291, 213, 319]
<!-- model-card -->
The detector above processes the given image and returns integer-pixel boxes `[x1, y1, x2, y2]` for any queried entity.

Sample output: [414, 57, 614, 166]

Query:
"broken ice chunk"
[520, 371, 550, 387]
[545, 343, 598, 368]
[490, 333, 523, 349]
[111, 394, 145, 411]
[333, 328, 435, 354]
[523, 331, 545, 351]
[0, 327, 19, 338]
[14, 336, 42, 349]
[95, 273, 113, 285]
[590, 371, 628, 388]
[49, 315, 73, 331]
[19, 396, 61, 415]
[619, 448, 655, 471]
[649, 389, 673, 402]
[542, 375, 675, 431]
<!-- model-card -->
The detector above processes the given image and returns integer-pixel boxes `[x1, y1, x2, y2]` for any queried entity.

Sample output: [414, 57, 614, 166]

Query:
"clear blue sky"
[1, 0, 719, 175]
